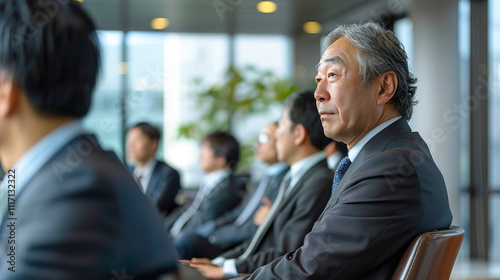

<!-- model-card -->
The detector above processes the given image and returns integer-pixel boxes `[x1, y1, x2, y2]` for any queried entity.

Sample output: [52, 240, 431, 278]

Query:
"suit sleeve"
[242, 149, 422, 280]
[157, 168, 181, 214]
[3, 175, 121, 280]
[213, 185, 255, 228]
[185, 179, 241, 231]
[235, 174, 332, 274]
[211, 220, 258, 245]
[203, 187, 240, 222]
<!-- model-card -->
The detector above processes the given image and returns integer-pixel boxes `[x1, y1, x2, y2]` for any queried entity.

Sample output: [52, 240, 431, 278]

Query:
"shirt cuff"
[212, 256, 226, 266]
[222, 259, 238, 278]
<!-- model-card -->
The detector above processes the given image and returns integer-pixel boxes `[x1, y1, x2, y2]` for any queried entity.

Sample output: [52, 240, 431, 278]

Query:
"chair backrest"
[391, 225, 465, 280]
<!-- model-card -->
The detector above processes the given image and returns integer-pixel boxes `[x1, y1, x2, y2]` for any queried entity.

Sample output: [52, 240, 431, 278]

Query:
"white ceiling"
[80, 0, 389, 35]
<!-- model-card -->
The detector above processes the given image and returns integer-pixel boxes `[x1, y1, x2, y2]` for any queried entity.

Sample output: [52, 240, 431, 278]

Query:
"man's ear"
[293, 124, 307, 146]
[151, 139, 159, 153]
[376, 71, 398, 106]
[215, 156, 228, 169]
[0, 74, 20, 118]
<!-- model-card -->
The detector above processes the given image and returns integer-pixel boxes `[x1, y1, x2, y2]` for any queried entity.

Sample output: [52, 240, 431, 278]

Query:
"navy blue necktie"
[331, 156, 351, 195]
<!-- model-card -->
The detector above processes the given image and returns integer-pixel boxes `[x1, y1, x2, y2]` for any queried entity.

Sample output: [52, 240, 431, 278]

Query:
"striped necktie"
[331, 156, 351, 195]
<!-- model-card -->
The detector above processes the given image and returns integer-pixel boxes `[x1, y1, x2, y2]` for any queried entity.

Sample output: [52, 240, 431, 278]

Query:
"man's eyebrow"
[315, 56, 344, 70]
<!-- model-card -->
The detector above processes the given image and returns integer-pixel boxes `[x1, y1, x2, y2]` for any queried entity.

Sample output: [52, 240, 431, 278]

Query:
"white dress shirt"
[348, 116, 403, 162]
[133, 157, 157, 193]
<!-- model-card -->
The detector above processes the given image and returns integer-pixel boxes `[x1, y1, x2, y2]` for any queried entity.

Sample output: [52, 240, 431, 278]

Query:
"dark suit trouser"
[174, 232, 228, 259]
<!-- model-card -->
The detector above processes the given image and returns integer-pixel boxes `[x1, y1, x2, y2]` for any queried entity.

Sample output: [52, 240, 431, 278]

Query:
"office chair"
[391, 225, 465, 280]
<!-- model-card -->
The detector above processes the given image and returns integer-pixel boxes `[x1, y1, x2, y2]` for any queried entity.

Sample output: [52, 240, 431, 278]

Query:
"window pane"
[490, 0, 500, 190]
[163, 33, 230, 188]
[232, 35, 293, 176]
[459, 0, 471, 190]
[126, 32, 166, 160]
[489, 0, 500, 262]
[394, 18, 413, 69]
[490, 195, 500, 261]
[234, 34, 292, 77]
[83, 31, 123, 159]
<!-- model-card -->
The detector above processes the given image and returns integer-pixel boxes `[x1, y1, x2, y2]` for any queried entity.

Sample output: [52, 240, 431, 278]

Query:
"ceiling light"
[303, 21, 322, 34]
[257, 1, 277, 13]
[151, 18, 169, 30]
[74, 0, 83, 2]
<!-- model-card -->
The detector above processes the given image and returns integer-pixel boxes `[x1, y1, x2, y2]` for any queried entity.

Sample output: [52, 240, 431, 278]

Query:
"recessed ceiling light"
[303, 21, 322, 34]
[257, 1, 277, 13]
[151, 18, 169, 30]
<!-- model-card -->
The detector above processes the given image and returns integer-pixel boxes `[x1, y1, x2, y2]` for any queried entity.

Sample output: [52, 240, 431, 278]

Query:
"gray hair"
[322, 22, 417, 120]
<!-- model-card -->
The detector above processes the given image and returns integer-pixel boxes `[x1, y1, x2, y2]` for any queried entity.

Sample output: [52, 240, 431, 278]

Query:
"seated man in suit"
[166, 131, 243, 237]
[174, 122, 289, 259]
[324, 140, 348, 170]
[127, 122, 181, 215]
[0, 0, 178, 278]
[186, 90, 333, 278]
[233, 22, 453, 279]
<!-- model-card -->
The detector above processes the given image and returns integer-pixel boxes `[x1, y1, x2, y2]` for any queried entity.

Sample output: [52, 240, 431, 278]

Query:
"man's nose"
[314, 82, 330, 102]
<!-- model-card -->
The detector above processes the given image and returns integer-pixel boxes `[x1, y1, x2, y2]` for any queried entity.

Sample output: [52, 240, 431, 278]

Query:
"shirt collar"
[134, 157, 157, 178]
[202, 169, 230, 194]
[289, 151, 326, 191]
[266, 162, 288, 177]
[326, 151, 344, 170]
[1, 120, 86, 195]
[348, 116, 402, 162]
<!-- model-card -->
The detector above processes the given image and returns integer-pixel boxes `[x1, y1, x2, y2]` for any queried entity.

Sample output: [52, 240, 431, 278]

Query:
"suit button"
[287, 254, 293, 260]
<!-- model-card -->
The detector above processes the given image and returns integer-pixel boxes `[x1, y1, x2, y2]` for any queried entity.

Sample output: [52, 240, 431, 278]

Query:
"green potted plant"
[178, 65, 297, 171]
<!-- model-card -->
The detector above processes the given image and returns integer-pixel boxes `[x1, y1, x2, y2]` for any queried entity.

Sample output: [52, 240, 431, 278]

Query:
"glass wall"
[488, 0, 500, 262]
[126, 32, 167, 160]
[394, 18, 413, 69]
[163, 33, 231, 188]
[459, 0, 472, 260]
[83, 31, 123, 159]
[83, 31, 292, 188]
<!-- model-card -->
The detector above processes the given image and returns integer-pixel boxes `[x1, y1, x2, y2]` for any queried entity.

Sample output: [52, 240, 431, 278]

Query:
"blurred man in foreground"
[0, 1, 177, 278]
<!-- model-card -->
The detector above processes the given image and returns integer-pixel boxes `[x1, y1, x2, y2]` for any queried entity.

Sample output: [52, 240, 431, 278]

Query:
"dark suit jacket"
[141, 161, 181, 215]
[0, 134, 178, 280]
[222, 159, 332, 273]
[239, 119, 453, 280]
[165, 173, 242, 233]
[209, 167, 289, 245]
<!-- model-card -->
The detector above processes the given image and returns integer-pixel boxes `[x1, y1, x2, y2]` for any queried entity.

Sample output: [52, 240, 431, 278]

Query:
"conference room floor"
[451, 258, 500, 280]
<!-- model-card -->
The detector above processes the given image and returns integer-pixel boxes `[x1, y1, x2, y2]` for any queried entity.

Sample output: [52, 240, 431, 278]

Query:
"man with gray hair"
[236, 22, 452, 280]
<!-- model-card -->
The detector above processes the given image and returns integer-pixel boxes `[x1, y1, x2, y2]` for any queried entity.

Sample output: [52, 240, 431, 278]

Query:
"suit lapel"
[205, 174, 231, 199]
[328, 119, 412, 207]
[145, 161, 161, 197]
[279, 159, 327, 210]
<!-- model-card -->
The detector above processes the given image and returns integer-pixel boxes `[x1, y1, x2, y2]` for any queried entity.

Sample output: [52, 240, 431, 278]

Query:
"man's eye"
[328, 73, 336, 77]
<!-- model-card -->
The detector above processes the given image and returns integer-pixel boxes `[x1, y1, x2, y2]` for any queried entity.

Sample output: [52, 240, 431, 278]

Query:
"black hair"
[285, 89, 330, 151]
[131, 122, 161, 142]
[203, 131, 240, 171]
[0, 0, 100, 117]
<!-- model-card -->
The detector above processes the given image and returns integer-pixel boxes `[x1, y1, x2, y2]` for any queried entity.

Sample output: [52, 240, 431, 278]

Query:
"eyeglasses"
[257, 133, 270, 144]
